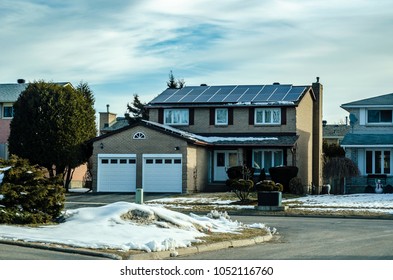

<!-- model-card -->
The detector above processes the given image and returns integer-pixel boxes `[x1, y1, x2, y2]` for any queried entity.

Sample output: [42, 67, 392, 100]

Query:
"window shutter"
[249, 108, 254, 125]
[281, 107, 287, 125]
[158, 108, 163, 124]
[189, 108, 194, 125]
[228, 108, 234, 125]
[209, 108, 215, 125]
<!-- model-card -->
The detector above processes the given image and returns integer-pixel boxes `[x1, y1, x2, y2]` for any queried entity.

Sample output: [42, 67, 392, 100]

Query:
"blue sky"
[1, 0, 393, 123]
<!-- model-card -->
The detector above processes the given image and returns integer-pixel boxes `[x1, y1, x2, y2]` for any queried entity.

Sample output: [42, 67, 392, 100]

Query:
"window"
[255, 108, 280, 125]
[367, 110, 392, 124]
[215, 108, 228, 125]
[164, 109, 189, 125]
[252, 150, 283, 173]
[3, 105, 14, 118]
[133, 132, 146, 139]
[366, 150, 391, 174]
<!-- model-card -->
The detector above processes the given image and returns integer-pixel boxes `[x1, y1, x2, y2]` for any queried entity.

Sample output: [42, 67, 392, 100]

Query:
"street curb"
[0, 239, 122, 260]
[127, 233, 273, 260]
[0, 233, 274, 260]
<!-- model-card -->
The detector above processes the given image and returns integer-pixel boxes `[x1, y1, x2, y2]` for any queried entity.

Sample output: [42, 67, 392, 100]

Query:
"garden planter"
[255, 191, 288, 211]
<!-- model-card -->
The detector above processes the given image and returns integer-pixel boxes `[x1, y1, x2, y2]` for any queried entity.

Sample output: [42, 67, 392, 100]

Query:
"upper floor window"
[3, 105, 14, 118]
[255, 108, 280, 125]
[215, 108, 228, 125]
[164, 109, 189, 125]
[367, 109, 392, 124]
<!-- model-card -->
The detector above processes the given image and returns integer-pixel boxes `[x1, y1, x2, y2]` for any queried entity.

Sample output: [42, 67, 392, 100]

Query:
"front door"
[214, 150, 239, 181]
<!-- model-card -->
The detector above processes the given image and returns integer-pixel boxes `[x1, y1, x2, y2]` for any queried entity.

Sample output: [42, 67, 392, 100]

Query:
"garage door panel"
[98, 156, 136, 192]
[143, 155, 182, 193]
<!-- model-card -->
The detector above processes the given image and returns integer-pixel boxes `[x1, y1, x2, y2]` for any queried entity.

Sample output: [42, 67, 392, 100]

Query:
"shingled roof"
[341, 92, 393, 108]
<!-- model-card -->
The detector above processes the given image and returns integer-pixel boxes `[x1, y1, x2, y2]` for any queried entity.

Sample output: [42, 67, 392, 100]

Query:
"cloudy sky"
[1, 0, 392, 123]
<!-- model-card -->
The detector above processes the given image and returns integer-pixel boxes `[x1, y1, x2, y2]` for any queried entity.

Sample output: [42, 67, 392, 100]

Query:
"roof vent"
[273, 82, 280, 85]
[200, 83, 208, 86]
[17, 79, 25, 84]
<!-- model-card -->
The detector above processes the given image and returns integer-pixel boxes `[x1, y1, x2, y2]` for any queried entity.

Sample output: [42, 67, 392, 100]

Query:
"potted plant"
[255, 180, 287, 211]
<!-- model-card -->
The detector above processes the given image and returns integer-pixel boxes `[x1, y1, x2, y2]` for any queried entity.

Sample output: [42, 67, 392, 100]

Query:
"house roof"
[341, 92, 393, 108]
[341, 133, 393, 147]
[148, 84, 311, 107]
[0, 82, 72, 103]
[91, 120, 299, 147]
[323, 124, 350, 139]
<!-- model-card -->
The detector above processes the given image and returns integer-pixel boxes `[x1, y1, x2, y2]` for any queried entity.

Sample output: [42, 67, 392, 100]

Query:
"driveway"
[174, 215, 393, 260]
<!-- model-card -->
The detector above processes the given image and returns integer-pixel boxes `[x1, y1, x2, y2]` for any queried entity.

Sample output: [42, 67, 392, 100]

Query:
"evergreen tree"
[166, 70, 185, 89]
[126, 94, 148, 124]
[8, 81, 97, 191]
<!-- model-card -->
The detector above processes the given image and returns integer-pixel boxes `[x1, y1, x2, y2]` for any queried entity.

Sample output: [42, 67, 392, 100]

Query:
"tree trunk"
[64, 167, 74, 192]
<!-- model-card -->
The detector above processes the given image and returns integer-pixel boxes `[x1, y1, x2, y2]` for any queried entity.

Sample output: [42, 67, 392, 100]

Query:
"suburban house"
[90, 78, 323, 193]
[322, 121, 350, 146]
[341, 92, 393, 193]
[0, 80, 87, 188]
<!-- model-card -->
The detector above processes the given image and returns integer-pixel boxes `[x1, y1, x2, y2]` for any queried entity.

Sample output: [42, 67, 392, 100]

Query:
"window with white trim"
[164, 109, 189, 125]
[133, 132, 146, 139]
[367, 109, 393, 124]
[366, 149, 391, 174]
[255, 108, 280, 125]
[252, 149, 283, 173]
[2, 104, 14, 118]
[215, 108, 228, 125]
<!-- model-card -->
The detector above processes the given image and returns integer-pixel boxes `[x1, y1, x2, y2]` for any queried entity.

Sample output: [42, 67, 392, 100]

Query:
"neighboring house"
[322, 121, 350, 146]
[90, 78, 323, 193]
[0, 80, 87, 188]
[0, 79, 28, 159]
[341, 92, 393, 193]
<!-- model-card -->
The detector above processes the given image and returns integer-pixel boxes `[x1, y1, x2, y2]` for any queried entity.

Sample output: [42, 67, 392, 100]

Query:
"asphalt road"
[174, 215, 393, 260]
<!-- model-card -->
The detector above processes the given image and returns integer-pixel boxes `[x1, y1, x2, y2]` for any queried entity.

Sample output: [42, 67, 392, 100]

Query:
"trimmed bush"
[255, 180, 284, 192]
[269, 166, 298, 193]
[384, 185, 393, 194]
[289, 177, 306, 195]
[226, 165, 255, 203]
[364, 185, 374, 193]
[0, 155, 65, 224]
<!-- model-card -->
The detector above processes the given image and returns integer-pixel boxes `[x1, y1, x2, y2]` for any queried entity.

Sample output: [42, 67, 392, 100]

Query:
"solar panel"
[177, 86, 207, 103]
[164, 87, 193, 103]
[282, 86, 307, 102]
[207, 86, 235, 102]
[267, 85, 292, 101]
[149, 84, 308, 105]
[149, 88, 178, 103]
[193, 86, 220, 102]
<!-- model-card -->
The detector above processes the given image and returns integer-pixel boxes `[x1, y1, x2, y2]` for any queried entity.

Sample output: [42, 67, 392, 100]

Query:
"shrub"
[226, 165, 255, 203]
[289, 177, 306, 195]
[384, 185, 393, 194]
[255, 180, 284, 192]
[269, 166, 298, 193]
[364, 185, 374, 193]
[0, 155, 65, 224]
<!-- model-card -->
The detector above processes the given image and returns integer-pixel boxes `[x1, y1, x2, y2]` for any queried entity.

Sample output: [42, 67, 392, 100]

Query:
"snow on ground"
[0, 201, 269, 252]
[284, 194, 393, 214]
[0, 193, 392, 252]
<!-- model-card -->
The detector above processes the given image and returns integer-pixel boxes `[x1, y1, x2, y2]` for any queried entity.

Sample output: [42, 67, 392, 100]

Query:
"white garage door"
[142, 154, 182, 193]
[98, 154, 137, 192]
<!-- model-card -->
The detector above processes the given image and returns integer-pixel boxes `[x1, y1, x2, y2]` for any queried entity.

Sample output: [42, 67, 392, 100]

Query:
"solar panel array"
[149, 84, 308, 104]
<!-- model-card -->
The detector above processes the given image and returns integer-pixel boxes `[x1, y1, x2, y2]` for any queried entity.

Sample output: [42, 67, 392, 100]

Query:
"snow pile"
[0, 202, 254, 252]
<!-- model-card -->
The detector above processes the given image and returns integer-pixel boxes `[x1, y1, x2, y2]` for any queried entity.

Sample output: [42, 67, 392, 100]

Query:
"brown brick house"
[90, 78, 323, 193]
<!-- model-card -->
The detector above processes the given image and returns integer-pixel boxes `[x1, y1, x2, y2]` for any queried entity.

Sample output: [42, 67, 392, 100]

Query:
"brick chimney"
[99, 104, 117, 135]
[312, 77, 323, 193]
